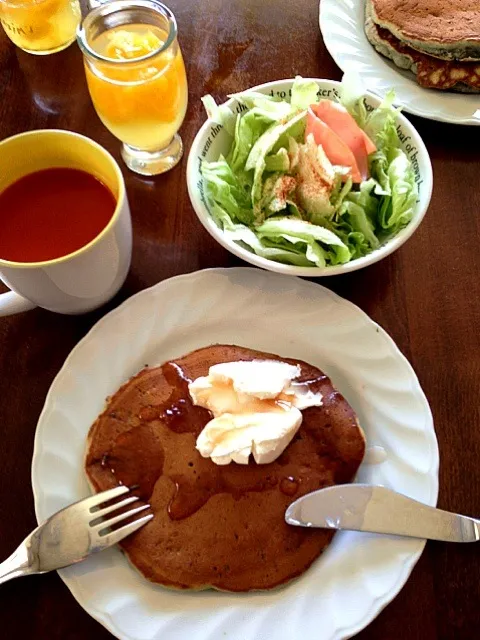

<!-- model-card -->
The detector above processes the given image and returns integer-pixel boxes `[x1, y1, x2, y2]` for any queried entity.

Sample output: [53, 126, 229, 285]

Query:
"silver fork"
[0, 485, 153, 585]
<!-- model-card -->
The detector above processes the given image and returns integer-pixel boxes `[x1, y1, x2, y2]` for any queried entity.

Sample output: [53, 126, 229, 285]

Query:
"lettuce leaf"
[295, 134, 335, 220]
[232, 77, 319, 116]
[217, 222, 314, 266]
[339, 70, 369, 128]
[362, 90, 399, 143]
[202, 156, 254, 226]
[245, 111, 306, 214]
[290, 76, 320, 110]
[201, 95, 237, 136]
[261, 174, 297, 216]
[383, 149, 417, 231]
[366, 104, 417, 234]
[229, 91, 292, 120]
[256, 218, 351, 265]
[264, 147, 290, 172]
[338, 201, 379, 249]
[228, 108, 273, 176]
[330, 175, 353, 213]
[330, 224, 372, 259]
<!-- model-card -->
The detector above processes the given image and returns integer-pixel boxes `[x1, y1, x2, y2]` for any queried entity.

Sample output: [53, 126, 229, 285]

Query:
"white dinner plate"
[320, 0, 480, 126]
[32, 268, 439, 640]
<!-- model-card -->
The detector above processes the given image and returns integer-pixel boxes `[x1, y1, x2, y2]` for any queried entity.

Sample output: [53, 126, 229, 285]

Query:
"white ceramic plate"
[320, 0, 480, 126]
[32, 268, 439, 640]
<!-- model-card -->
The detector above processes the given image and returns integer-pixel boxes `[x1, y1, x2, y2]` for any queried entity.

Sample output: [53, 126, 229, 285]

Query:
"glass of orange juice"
[77, 0, 188, 176]
[0, 0, 81, 54]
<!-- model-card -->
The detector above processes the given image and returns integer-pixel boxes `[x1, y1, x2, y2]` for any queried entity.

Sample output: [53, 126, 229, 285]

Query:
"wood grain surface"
[0, 0, 479, 638]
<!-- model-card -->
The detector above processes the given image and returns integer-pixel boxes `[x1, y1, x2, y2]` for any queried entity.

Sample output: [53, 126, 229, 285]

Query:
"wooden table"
[1, 0, 479, 637]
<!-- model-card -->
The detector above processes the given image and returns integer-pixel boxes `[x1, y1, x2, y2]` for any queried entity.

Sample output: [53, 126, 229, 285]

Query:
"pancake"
[365, 2, 480, 92]
[369, 0, 480, 61]
[85, 344, 366, 592]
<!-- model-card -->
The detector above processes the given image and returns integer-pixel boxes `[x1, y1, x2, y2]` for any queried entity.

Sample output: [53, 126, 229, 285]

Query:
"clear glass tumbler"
[0, 0, 81, 55]
[77, 0, 188, 176]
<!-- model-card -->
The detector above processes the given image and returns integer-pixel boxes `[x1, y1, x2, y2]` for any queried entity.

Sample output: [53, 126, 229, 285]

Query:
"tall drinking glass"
[0, 0, 81, 54]
[77, 0, 188, 175]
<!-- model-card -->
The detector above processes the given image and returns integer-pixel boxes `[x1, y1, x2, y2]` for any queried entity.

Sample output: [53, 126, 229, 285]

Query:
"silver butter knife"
[285, 484, 480, 542]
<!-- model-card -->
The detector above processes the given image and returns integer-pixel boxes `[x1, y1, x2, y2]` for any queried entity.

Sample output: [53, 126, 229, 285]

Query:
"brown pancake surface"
[370, 0, 480, 51]
[365, 12, 480, 92]
[85, 345, 365, 592]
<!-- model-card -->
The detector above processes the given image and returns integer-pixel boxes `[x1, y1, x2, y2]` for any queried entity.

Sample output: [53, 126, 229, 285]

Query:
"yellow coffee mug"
[0, 130, 132, 316]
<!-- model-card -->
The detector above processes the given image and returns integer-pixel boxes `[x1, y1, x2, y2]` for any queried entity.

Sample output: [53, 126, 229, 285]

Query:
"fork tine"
[94, 504, 151, 532]
[82, 485, 130, 511]
[99, 513, 154, 547]
[90, 495, 139, 520]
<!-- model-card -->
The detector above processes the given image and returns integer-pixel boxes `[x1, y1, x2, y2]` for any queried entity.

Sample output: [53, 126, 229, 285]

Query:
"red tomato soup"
[0, 167, 116, 263]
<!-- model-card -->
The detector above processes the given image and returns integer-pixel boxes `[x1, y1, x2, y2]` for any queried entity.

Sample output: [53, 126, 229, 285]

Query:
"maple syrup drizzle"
[101, 362, 325, 520]
[138, 362, 209, 434]
[101, 423, 165, 498]
[167, 471, 279, 520]
[279, 476, 300, 496]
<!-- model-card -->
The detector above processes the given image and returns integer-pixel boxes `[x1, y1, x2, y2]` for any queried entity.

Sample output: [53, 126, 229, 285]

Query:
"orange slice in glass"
[105, 29, 162, 60]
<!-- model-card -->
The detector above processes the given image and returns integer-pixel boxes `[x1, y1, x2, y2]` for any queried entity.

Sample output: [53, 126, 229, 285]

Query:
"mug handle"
[0, 290, 36, 317]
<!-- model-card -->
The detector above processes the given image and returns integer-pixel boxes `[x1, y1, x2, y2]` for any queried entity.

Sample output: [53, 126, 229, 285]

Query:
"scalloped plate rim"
[319, 0, 480, 126]
[31, 267, 439, 640]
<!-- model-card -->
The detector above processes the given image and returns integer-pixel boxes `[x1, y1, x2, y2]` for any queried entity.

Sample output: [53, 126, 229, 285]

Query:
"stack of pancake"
[365, 0, 480, 93]
[85, 344, 366, 592]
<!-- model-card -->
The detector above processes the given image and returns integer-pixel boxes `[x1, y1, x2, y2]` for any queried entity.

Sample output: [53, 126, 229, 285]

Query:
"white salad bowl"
[187, 78, 433, 277]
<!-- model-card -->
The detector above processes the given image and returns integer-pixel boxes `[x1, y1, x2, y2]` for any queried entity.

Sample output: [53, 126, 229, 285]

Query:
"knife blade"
[285, 484, 480, 543]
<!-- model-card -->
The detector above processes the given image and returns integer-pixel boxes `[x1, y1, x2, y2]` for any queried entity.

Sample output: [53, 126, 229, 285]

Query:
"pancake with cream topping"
[85, 344, 365, 592]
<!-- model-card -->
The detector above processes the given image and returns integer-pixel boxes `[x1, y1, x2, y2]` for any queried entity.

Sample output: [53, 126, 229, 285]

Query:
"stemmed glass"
[77, 0, 188, 175]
